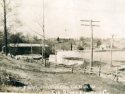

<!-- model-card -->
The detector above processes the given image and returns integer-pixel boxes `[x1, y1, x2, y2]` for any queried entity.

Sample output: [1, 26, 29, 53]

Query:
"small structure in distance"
[7, 43, 48, 60]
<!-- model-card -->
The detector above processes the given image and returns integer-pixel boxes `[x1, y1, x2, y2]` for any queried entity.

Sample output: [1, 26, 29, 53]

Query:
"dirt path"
[0, 53, 125, 94]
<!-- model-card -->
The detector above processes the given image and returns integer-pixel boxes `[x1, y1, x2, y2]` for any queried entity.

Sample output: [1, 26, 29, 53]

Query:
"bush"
[77, 45, 84, 50]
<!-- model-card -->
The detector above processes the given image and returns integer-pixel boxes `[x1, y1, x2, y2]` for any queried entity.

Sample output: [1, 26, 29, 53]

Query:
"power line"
[80, 19, 100, 73]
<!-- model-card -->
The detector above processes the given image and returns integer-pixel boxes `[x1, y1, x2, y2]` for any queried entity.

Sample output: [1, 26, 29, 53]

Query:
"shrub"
[77, 45, 84, 50]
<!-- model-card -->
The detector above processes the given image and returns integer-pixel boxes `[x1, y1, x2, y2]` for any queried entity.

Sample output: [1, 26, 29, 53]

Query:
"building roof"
[9, 43, 48, 47]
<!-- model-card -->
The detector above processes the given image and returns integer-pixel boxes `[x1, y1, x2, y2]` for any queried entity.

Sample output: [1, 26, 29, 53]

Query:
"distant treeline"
[0, 31, 106, 57]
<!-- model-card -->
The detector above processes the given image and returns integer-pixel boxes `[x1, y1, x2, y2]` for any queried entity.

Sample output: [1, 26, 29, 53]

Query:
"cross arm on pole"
[91, 20, 100, 22]
[81, 24, 90, 26]
[80, 20, 90, 22]
[92, 25, 100, 27]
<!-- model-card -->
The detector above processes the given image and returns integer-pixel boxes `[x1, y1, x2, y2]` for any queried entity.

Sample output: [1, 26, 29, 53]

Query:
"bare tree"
[1, 0, 8, 55]
[0, 0, 21, 55]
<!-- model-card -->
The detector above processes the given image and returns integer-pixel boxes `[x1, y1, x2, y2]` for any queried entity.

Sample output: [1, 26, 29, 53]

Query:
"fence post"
[71, 64, 74, 73]
[113, 66, 119, 82]
[98, 66, 101, 76]
[116, 66, 119, 82]
[98, 58, 102, 76]
[84, 67, 86, 74]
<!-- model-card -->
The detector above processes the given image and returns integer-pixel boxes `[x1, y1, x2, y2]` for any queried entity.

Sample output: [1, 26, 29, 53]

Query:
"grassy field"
[0, 53, 125, 94]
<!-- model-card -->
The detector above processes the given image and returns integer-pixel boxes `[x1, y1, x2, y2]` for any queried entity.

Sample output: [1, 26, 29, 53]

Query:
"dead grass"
[0, 54, 125, 93]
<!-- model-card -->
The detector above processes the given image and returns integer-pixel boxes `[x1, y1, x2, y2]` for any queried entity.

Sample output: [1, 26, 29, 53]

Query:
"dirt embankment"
[0, 53, 125, 94]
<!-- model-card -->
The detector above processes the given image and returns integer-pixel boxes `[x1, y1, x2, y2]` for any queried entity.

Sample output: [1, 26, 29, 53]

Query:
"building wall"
[49, 50, 84, 65]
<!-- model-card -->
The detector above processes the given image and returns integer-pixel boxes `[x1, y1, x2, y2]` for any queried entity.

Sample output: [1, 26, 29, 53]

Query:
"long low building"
[5, 43, 49, 55]
[9, 43, 48, 47]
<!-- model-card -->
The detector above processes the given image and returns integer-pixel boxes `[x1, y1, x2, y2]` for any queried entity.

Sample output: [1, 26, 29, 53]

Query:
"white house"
[99, 44, 110, 50]
[49, 50, 84, 65]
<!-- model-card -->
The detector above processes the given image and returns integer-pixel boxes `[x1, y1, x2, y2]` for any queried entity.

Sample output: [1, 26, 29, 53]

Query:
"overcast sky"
[17, 0, 125, 38]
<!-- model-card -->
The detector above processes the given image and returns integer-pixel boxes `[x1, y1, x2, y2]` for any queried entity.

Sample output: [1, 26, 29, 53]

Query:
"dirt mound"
[0, 70, 26, 87]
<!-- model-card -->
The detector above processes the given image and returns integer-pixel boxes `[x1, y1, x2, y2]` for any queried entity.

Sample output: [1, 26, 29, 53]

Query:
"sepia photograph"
[0, 0, 125, 94]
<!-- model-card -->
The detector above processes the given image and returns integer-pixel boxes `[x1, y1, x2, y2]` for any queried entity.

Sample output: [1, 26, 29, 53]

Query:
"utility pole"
[42, 0, 46, 67]
[55, 44, 57, 63]
[3, 0, 8, 56]
[110, 35, 114, 67]
[70, 40, 73, 51]
[80, 19, 100, 72]
[41, 38, 44, 62]
[30, 42, 33, 62]
[64, 28, 73, 51]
